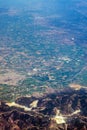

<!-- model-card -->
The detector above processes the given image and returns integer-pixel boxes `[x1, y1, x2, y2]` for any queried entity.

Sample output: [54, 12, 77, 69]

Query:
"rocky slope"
[0, 88, 87, 130]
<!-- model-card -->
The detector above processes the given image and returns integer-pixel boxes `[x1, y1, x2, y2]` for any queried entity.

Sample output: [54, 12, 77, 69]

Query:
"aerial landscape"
[0, 0, 87, 129]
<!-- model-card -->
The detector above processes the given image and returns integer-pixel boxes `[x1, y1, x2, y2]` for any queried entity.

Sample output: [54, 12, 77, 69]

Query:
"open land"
[0, 0, 87, 102]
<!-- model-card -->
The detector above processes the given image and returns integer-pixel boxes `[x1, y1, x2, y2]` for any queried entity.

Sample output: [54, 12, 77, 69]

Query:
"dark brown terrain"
[0, 88, 87, 130]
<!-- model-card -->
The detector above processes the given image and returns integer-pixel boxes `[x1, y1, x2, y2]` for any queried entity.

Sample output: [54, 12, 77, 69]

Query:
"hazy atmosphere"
[0, 0, 87, 130]
[0, 0, 87, 101]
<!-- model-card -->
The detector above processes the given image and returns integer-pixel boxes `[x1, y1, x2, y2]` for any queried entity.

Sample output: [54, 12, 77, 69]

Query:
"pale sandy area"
[6, 100, 38, 111]
[6, 102, 31, 111]
[0, 69, 25, 86]
[69, 83, 87, 90]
